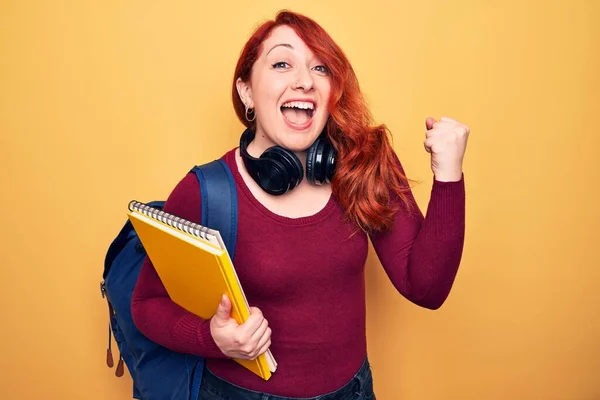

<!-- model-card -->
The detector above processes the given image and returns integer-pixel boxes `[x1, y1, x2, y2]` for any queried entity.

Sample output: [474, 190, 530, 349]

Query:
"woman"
[131, 9, 468, 400]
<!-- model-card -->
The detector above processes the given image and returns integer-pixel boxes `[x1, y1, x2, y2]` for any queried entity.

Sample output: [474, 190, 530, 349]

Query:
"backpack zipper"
[101, 280, 124, 376]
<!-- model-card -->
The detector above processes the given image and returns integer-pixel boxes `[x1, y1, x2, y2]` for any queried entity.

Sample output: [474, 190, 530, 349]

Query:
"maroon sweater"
[131, 148, 465, 397]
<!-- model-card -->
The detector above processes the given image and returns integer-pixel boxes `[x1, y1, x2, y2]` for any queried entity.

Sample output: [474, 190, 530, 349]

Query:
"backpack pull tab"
[106, 348, 114, 368]
[106, 324, 114, 368]
[115, 356, 124, 377]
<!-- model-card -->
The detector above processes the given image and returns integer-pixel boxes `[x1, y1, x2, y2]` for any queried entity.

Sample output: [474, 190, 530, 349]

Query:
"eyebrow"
[266, 43, 294, 55]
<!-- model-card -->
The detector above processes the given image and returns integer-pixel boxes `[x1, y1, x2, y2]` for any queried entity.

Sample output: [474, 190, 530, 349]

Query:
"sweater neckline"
[224, 147, 337, 226]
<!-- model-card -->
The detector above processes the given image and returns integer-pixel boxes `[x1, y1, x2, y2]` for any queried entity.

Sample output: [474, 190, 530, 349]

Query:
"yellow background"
[1, 1, 598, 399]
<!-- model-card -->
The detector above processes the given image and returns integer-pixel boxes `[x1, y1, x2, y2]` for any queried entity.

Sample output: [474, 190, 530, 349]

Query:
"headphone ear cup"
[305, 137, 320, 184]
[262, 147, 303, 191]
[253, 156, 291, 196]
[325, 148, 336, 183]
[307, 137, 329, 185]
[239, 128, 292, 195]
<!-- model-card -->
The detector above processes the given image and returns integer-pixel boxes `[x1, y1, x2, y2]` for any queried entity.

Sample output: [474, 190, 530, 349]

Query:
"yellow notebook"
[126, 200, 277, 380]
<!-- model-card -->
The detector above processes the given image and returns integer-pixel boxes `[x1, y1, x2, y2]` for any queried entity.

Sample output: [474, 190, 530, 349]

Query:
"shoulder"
[162, 147, 238, 224]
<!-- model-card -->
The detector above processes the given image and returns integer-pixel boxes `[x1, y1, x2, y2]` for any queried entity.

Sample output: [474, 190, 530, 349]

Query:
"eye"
[272, 61, 290, 69]
[313, 65, 329, 74]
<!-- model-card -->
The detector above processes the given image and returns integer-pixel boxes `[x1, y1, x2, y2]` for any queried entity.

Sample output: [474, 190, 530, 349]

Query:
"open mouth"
[281, 101, 315, 126]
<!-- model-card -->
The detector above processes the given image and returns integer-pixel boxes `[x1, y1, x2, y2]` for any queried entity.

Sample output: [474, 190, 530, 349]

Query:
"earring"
[245, 104, 255, 122]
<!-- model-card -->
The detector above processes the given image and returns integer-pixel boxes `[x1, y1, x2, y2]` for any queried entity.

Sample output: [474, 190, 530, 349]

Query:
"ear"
[236, 77, 254, 109]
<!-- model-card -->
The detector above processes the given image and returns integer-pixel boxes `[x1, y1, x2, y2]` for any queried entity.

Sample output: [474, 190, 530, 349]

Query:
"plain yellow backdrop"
[1, 1, 599, 399]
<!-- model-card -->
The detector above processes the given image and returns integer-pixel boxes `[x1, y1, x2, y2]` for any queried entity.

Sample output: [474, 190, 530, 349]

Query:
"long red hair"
[232, 10, 414, 233]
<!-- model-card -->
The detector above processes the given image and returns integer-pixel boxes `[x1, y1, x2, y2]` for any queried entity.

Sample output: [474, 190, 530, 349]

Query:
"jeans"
[199, 357, 376, 400]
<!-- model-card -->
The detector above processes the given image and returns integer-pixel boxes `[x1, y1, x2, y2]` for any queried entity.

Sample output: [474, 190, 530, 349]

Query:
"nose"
[292, 66, 314, 92]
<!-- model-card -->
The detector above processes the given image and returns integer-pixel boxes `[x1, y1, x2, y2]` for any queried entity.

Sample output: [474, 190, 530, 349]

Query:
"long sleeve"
[130, 172, 229, 359]
[369, 158, 466, 310]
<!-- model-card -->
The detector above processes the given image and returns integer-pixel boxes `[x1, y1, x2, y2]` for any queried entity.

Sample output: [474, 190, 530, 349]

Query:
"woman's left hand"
[424, 116, 470, 182]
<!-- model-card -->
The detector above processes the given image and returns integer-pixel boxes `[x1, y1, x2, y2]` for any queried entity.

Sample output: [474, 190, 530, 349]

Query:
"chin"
[278, 127, 325, 152]
[276, 116, 327, 151]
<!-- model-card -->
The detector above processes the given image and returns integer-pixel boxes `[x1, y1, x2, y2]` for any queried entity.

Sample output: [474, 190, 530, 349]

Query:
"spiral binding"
[128, 200, 213, 241]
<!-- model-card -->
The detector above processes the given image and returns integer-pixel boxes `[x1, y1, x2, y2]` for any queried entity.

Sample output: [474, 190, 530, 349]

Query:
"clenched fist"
[424, 116, 470, 182]
[210, 294, 272, 360]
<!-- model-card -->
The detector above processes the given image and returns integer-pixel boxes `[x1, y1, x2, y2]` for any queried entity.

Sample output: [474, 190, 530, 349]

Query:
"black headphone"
[239, 127, 336, 196]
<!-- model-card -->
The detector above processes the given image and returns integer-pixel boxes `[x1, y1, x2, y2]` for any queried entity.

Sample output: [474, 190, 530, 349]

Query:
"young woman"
[132, 10, 468, 400]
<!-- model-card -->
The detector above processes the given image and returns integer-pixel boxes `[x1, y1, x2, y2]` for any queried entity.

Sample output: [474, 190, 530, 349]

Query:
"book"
[126, 200, 277, 380]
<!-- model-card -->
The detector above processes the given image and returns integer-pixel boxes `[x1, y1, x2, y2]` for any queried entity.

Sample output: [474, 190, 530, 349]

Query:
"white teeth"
[281, 101, 314, 110]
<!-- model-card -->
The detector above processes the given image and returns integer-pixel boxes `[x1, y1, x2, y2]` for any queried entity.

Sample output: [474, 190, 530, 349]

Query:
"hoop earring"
[245, 105, 256, 122]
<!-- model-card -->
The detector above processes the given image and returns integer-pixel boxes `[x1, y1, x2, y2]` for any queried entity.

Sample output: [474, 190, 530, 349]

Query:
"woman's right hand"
[209, 294, 272, 360]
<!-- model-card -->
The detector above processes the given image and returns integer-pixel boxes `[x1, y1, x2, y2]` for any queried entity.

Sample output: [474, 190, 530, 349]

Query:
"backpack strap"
[188, 158, 238, 400]
[192, 159, 238, 258]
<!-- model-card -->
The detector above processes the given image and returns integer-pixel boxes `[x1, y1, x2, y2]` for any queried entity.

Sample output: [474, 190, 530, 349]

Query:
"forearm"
[131, 257, 228, 358]
[371, 175, 466, 309]
[404, 176, 465, 308]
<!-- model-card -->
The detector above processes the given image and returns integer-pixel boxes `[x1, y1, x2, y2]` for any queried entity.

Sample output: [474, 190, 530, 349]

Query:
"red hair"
[232, 10, 414, 233]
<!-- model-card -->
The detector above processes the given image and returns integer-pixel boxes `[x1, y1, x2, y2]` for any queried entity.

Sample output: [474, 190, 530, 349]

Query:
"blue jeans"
[199, 357, 376, 400]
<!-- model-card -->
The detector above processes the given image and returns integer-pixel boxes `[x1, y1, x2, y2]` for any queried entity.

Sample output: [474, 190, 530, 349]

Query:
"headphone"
[239, 127, 336, 196]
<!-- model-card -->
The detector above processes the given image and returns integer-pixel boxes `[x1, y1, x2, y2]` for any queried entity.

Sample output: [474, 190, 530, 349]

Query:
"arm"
[369, 155, 466, 310]
[131, 172, 228, 358]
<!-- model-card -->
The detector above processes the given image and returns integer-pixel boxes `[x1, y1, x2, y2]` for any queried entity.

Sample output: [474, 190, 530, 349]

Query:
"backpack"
[101, 159, 238, 400]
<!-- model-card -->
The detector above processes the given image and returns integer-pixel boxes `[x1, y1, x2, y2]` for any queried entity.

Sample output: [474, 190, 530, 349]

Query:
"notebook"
[126, 200, 277, 380]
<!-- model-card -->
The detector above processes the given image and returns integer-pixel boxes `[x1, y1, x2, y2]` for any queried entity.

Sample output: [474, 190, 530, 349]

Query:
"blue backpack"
[101, 159, 238, 400]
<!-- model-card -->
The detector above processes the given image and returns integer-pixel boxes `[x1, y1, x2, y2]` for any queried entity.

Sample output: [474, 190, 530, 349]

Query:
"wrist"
[434, 169, 463, 182]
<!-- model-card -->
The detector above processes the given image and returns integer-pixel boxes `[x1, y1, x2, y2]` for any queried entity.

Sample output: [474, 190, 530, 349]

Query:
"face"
[236, 25, 331, 154]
